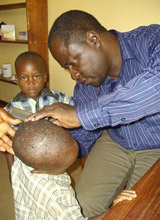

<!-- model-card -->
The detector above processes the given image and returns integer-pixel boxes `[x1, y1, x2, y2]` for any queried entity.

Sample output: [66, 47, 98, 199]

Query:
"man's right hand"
[0, 108, 21, 155]
[26, 103, 81, 129]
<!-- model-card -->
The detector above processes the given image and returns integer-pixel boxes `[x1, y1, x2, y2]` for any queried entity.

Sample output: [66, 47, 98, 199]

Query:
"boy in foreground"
[12, 119, 136, 219]
[4, 51, 74, 182]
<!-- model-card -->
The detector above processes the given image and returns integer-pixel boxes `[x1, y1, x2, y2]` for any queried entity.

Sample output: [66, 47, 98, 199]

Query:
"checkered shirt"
[12, 159, 88, 219]
[5, 88, 74, 114]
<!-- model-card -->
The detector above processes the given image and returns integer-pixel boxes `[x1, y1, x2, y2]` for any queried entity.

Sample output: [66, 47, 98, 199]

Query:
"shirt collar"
[109, 29, 134, 61]
[13, 88, 53, 102]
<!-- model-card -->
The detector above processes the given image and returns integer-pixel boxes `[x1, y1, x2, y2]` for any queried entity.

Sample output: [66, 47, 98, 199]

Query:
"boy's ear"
[15, 74, 19, 84]
[86, 30, 100, 48]
[44, 74, 47, 82]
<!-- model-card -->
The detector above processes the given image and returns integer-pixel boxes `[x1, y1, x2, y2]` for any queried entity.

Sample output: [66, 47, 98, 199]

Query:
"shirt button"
[121, 118, 126, 121]
[94, 123, 99, 127]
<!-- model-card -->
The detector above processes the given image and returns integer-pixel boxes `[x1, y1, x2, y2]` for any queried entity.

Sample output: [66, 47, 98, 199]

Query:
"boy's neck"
[22, 92, 39, 101]
[32, 168, 66, 175]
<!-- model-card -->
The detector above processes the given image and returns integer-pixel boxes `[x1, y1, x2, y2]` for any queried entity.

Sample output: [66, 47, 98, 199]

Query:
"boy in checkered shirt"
[12, 119, 136, 220]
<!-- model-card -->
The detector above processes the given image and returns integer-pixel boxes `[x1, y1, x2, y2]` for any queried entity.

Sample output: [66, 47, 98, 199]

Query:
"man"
[0, 108, 20, 155]
[1, 10, 160, 218]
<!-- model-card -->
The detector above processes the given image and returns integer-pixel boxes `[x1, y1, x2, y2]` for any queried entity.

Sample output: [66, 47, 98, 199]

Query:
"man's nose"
[68, 66, 80, 81]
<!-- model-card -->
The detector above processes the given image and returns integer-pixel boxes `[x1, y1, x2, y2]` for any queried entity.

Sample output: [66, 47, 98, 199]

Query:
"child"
[4, 51, 74, 182]
[12, 119, 137, 220]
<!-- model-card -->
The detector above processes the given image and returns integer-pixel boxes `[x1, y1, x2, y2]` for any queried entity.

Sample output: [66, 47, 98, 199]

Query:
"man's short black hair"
[48, 10, 107, 49]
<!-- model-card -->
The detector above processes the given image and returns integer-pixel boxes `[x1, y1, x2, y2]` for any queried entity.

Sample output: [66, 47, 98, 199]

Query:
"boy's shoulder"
[12, 91, 24, 102]
[4, 92, 23, 110]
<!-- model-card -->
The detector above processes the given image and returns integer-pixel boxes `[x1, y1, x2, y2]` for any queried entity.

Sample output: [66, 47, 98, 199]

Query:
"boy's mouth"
[28, 88, 36, 92]
[27, 89, 38, 94]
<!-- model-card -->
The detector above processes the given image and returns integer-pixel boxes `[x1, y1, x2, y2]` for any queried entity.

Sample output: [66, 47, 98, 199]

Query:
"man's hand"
[113, 190, 137, 207]
[26, 103, 81, 128]
[0, 108, 21, 154]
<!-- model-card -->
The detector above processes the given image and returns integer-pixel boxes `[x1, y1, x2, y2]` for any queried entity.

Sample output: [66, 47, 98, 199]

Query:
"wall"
[0, 0, 27, 102]
[48, 0, 160, 96]
[0, 0, 159, 102]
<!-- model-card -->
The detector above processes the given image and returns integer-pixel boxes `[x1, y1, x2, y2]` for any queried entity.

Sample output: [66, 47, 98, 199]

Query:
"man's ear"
[86, 30, 100, 48]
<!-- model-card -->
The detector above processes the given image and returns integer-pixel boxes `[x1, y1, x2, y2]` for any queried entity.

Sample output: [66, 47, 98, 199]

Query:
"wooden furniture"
[103, 159, 160, 220]
[0, 100, 8, 107]
[0, 0, 49, 86]
[0, 75, 16, 85]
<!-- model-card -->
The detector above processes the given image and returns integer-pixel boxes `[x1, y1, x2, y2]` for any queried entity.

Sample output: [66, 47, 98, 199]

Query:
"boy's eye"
[20, 76, 27, 81]
[34, 75, 40, 79]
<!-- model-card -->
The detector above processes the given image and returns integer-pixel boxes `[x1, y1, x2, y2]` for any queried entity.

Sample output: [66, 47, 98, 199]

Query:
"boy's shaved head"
[15, 51, 46, 74]
[13, 120, 78, 173]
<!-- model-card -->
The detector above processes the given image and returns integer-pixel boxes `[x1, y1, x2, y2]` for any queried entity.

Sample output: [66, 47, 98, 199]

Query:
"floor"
[0, 100, 82, 219]
[0, 152, 15, 219]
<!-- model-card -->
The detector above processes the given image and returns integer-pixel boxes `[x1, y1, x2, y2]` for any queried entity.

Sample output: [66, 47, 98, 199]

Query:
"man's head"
[13, 120, 78, 174]
[15, 51, 47, 100]
[48, 10, 114, 87]
[48, 10, 107, 47]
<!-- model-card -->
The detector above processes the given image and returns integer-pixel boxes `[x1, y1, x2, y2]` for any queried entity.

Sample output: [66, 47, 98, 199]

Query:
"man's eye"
[69, 62, 76, 67]
[68, 60, 78, 68]
[64, 68, 69, 72]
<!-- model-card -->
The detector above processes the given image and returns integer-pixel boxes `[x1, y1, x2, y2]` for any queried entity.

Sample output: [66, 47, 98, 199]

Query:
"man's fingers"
[0, 122, 10, 138]
[0, 146, 6, 152]
[26, 109, 56, 122]
[0, 109, 21, 125]
[7, 126, 16, 137]
[120, 190, 137, 197]
[1, 134, 11, 144]
[0, 129, 14, 155]
[25, 112, 46, 122]
[6, 146, 14, 155]
[25, 113, 36, 121]
[0, 121, 15, 137]
[0, 142, 14, 155]
[52, 119, 62, 127]
[26, 104, 61, 122]
[31, 113, 47, 121]
[113, 190, 136, 206]
[7, 118, 21, 125]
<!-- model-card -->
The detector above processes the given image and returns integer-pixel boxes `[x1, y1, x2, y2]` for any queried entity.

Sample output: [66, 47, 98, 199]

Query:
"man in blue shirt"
[1, 10, 160, 218]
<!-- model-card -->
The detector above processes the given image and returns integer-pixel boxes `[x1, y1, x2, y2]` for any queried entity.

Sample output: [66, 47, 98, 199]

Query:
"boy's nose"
[28, 78, 35, 85]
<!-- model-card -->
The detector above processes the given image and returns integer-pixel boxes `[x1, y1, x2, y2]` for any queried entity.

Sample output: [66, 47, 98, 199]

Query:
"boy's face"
[16, 59, 46, 100]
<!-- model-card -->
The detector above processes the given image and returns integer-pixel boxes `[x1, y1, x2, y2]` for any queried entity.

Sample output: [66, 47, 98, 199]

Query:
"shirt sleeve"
[51, 90, 74, 106]
[77, 42, 160, 130]
[67, 127, 102, 157]
[63, 93, 74, 106]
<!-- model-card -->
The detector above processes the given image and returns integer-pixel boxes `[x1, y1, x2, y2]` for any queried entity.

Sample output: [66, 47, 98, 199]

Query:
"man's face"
[50, 36, 109, 87]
